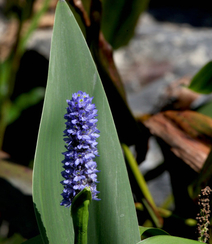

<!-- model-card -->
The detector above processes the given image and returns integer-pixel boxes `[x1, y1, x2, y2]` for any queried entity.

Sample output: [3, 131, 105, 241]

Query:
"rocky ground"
[114, 12, 212, 115]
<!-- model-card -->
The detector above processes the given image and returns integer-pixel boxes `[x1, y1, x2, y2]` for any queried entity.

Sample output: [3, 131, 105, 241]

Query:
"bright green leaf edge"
[32, 1, 140, 244]
[139, 226, 169, 238]
[137, 235, 200, 244]
[188, 61, 212, 94]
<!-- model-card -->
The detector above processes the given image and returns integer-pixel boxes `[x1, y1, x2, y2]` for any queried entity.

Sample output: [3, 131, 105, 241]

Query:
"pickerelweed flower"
[60, 91, 100, 207]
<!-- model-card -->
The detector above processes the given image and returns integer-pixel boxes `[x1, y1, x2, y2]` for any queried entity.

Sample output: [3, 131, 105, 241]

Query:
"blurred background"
[1, 0, 212, 243]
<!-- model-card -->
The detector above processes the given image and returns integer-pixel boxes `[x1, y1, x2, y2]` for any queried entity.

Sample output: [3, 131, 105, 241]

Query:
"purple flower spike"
[60, 91, 100, 207]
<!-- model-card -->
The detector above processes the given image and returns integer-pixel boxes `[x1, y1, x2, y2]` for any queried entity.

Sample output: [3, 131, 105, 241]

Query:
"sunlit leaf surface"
[33, 1, 140, 244]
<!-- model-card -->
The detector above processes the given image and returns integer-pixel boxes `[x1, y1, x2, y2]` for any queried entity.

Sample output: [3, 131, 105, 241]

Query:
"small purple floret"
[60, 91, 100, 207]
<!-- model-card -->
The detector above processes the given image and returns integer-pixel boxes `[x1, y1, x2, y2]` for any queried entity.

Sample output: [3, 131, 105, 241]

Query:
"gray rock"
[114, 13, 212, 114]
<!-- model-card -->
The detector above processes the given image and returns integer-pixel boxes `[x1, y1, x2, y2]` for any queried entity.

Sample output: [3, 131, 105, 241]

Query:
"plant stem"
[71, 187, 92, 244]
[122, 143, 156, 208]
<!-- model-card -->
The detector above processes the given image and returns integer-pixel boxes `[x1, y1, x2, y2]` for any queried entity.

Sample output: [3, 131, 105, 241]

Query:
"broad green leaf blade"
[137, 235, 200, 244]
[101, 0, 149, 49]
[33, 1, 140, 244]
[188, 61, 212, 94]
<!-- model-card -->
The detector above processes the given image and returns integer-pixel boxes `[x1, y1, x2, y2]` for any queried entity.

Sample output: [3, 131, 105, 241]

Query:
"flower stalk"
[196, 186, 212, 243]
[71, 187, 92, 244]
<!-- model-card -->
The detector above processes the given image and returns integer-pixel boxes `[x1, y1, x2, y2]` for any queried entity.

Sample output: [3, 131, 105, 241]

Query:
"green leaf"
[6, 87, 45, 125]
[122, 144, 156, 208]
[191, 149, 212, 199]
[67, 1, 150, 164]
[0, 234, 25, 244]
[0, 59, 11, 99]
[139, 226, 169, 238]
[33, 1, 140, 244]
[188, 61, 212, 94]
[197, 100, 212, 118]
[101, 0, 149, 49]
[122, 144, 163, 228]
[137, 235, 200, 244]
[18, 0, 51, 54]
[22, 235, 43, 244]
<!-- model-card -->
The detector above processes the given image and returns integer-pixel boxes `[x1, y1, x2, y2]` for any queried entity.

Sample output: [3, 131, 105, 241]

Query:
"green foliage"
[18, 0, 51, 54]
[139, 226, 169, 238]
[101, 0, 149, 49]
[188, 61, 212, 94]
[197, 100, 212, 118]
[0, 0, 51, 149]
[6, 87, 45, 125]
[22, 235, 43, 244]
[137, 235, 200, 244]
[33, 1, 140, 243]
[138, 227, 199, 243]
[122, 144, 156, 208]
[191, 150, 212, 199]
[0, 233, 25, 244]
[122, 144, 163, 228]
